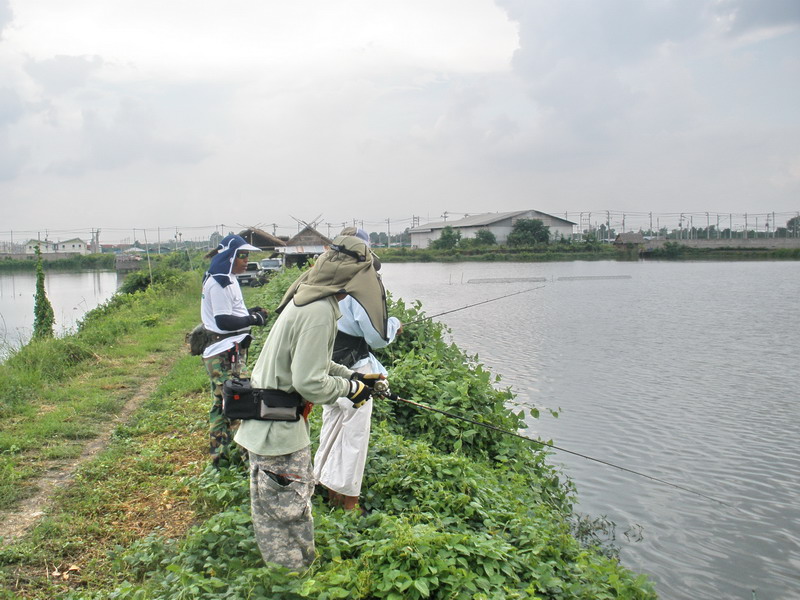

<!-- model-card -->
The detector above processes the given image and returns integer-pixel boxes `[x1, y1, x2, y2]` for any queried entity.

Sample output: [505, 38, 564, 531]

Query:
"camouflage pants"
[203, 346, 250, 463]
[248, 447, 315, 571]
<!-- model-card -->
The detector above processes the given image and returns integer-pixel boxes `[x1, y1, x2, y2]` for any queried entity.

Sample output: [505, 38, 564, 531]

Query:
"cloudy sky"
[1, 0, 798, 242]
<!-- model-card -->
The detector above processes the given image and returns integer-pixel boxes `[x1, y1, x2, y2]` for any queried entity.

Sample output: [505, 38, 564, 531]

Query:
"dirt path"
[0, 374, 163, 545]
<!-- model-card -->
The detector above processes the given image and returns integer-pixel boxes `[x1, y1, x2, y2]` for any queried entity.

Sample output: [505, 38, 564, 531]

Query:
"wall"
[643, 238, 800, 251]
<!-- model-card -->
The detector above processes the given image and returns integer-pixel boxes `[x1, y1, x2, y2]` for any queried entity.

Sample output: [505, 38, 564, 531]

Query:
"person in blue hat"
[201, 234, 269, 467]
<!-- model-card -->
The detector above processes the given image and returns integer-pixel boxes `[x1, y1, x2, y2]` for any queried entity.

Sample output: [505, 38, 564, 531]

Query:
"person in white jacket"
[313, 229, 402, 511]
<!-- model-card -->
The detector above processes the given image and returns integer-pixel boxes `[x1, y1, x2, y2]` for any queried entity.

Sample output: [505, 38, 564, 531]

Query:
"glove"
[250, 310, 267, 326]
[248, 306, 266, 314]
[346, 380, 372, 408]
[350, 372, 385, 389]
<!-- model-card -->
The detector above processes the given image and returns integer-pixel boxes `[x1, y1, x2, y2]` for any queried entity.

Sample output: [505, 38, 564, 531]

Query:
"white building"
[24, 239, 57, 254]
[408, 210, 576, 248]
[56, 238, 91, 254]
[25, 238, 90, 255]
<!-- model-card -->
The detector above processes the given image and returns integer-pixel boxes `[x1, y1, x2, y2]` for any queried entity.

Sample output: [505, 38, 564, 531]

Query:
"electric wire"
[403, 285, 546, 326]
[373, 383, 732, 507]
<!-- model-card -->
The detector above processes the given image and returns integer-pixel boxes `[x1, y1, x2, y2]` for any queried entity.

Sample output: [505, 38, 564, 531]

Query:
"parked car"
[259, 258, 283, 274]
[236, 261, 261, 286]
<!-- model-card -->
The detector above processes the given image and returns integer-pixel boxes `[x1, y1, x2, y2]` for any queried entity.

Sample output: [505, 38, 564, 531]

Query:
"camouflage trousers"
[203, 347, 250, 464]
[248, 447, 315, 571]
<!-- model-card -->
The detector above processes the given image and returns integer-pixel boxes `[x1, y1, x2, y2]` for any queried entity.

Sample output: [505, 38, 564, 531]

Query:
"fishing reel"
[371, 379, 395, 399]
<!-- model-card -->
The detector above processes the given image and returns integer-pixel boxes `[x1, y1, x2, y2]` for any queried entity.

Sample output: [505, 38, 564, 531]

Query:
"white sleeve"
[350, 300, 400, 350]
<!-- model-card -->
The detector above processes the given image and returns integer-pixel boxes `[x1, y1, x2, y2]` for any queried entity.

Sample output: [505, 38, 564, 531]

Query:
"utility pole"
[386, 218, 391, 247]
[441, 211, 448, 222]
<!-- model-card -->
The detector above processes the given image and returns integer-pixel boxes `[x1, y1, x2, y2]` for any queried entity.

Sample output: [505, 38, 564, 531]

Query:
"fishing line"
[403, 285, 546, 326]
[372, 382, 732, 507]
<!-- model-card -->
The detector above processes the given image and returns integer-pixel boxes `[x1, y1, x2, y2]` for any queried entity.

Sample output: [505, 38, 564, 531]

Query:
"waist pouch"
[187, 325, 251, 356]
[222, 378, 305, 422]
[332, 330, 370, 367]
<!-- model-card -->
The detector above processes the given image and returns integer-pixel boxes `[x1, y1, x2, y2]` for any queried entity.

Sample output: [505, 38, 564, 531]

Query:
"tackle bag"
[186, 324, 211, 356]
[186, 325, 251, 356]
[222, 378, 306, 422]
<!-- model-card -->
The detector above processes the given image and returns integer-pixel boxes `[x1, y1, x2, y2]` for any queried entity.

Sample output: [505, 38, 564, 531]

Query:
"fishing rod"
[371, 380, 732, 507]
[403, 285, 546, 326]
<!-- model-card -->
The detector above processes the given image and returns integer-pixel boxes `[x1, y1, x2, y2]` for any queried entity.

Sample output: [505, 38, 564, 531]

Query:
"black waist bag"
[222, 378, 305, 422]
[332, 330, 370, 367]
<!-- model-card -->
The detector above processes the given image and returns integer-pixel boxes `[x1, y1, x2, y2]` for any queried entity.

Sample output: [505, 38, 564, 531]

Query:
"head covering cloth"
[204, 234, 260, 288]
[276, 231, 389, 341]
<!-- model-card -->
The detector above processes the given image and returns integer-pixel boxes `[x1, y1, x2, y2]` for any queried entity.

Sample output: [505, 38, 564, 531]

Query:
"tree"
[787, 216, 800, 237]
[430, 226, 461, 250]
[473, 229, 497, 245]
[33, 244, 55, 339]
[507, 219, 550, 246]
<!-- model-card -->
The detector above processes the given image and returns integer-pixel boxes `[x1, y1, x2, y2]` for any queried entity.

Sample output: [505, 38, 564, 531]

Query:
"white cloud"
[24, 54, 103, 94]
[0, 0, 798, 239]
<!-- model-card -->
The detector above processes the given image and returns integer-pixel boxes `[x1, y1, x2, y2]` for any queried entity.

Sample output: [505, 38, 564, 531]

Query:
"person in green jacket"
[234, 230, 390, 571]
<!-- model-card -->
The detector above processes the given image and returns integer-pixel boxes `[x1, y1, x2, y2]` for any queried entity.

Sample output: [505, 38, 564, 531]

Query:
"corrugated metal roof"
[409, 210, 575, 232]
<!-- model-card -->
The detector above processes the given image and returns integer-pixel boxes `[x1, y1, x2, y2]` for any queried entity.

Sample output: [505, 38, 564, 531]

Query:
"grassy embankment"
[641, 242, 800, 260]
[375, 244, 620, 263]
[0, 266, 657, 600]
[0, 255, 117, 272]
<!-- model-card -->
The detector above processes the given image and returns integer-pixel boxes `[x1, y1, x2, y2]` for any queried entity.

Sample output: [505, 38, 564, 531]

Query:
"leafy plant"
[32, 244, 55, 339]
[507, 219, 551, 246]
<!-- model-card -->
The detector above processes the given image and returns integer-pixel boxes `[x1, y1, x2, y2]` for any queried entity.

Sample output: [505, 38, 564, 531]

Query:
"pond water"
[381, 260, 800, 600]
[0, 270, 121, 359]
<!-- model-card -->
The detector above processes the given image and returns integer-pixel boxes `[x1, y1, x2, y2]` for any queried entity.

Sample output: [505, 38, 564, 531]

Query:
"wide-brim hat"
[276, 233, 389, 341]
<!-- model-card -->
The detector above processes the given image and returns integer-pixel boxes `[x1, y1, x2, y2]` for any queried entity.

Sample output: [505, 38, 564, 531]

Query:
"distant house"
[408, 210, 576, 248]
[276, 225, 333, 268]
[24, 239, 57, 254]
[56, 238, 90, 254]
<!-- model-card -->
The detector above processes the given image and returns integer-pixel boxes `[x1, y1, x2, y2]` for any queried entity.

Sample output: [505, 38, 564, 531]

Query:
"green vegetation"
[644, 242, 800, 260]
[430, 226, 462, 250]
[0, 266, 656, 599]
[31, 246, 54, 340]
[0, 254, 116, 272]
[507, 219, 551, 246]
[377, 242, 619, 263]
[0, 271, 200, 512]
